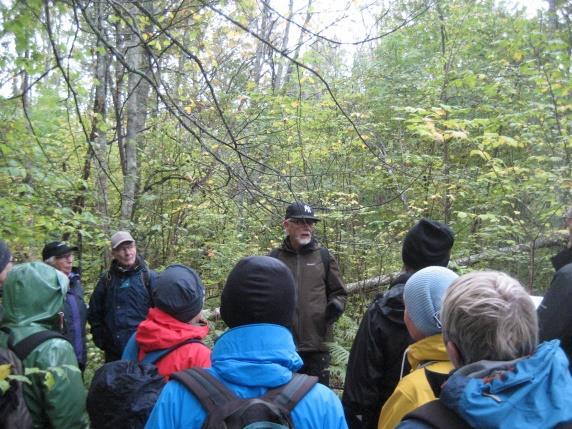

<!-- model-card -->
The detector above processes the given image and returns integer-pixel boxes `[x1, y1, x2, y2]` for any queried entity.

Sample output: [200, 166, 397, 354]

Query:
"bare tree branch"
[347, 233, 567, 294]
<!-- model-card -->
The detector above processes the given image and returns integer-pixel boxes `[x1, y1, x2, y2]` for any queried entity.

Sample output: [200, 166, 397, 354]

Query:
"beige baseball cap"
[111, 231, 135, 249]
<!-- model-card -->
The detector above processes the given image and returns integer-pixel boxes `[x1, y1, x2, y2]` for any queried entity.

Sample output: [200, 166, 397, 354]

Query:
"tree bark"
[120, 1, 152, 224]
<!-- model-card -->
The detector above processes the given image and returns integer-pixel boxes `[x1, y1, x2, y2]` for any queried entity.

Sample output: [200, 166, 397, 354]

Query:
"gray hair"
[44, 256, 57, 266]
[441, 271, 538, 365]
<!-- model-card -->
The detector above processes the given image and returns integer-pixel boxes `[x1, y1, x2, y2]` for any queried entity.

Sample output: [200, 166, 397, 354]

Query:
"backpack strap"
[171, 367, 237, 414]
[140, 268, 154, 305]
[403, 400, 469, 429]
[6, 330, 69, 361]
[141, 338, 205, 365]
[264, 373, 318, 413]
[269, 248, 280, 258]
[319, 247, 330, 283]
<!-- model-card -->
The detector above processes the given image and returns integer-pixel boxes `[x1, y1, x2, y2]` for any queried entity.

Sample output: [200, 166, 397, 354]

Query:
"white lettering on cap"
[304, 205, 312, 213]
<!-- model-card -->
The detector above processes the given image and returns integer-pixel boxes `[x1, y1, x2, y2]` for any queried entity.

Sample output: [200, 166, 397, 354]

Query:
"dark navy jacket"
[88, 255, 156, 360]
[64, 269, 88, 368]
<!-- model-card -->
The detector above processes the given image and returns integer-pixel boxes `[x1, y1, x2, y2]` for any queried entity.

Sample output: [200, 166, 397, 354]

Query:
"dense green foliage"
[0, 0, 570, 384]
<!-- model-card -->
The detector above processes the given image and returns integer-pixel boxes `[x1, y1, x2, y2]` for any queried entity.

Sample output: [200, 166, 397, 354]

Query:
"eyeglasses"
[115, 242, 135, 252]
[288, 218, 317, 226]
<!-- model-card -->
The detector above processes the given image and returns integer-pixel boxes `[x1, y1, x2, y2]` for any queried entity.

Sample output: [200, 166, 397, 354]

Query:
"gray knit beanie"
[404, 266, 459, 337]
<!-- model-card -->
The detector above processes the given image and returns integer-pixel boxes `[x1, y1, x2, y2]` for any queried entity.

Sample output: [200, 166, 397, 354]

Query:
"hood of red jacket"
[135, 307, 208, 352]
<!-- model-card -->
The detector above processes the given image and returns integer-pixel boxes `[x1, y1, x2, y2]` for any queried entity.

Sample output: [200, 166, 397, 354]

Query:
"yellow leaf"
[513, 51, 524, 62]
[0, 364, 11, 380]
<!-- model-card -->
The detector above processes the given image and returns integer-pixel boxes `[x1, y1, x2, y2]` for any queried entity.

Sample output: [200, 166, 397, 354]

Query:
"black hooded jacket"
[538, 262, 572, 371]
[342, 272, 413, 429]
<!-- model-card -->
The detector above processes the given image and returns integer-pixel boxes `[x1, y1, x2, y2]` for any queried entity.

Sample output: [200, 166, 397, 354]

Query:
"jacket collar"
[110, 254, 145, 274]
[281, 237, 319, 254]
[407, 334, 450, 369]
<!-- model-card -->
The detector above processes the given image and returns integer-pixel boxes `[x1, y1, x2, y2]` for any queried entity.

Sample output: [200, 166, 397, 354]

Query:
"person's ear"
[445, 340, 464, 368]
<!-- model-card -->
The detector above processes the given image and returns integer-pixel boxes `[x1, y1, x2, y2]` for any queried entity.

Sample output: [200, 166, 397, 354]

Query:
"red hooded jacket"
[135, 307, 211, 377]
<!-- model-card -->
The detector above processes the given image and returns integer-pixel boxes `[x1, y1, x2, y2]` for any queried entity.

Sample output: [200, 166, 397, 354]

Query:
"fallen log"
[347, 233, 567, 294]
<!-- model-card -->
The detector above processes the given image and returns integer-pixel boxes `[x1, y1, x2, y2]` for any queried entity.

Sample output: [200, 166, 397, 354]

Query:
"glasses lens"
[290, 218, 315, 226]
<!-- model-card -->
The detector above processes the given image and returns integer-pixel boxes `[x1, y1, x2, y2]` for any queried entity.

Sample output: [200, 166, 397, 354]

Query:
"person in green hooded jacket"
[0, 262, 88, 429]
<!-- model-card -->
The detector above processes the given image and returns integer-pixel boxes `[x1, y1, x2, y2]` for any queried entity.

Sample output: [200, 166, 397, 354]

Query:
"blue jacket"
[398, 340, 572, 429]
[145, 324, 348, 429]
[87, 255, 156, 359]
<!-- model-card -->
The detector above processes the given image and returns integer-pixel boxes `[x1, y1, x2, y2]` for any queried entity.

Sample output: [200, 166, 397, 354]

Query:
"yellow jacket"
[377, 334, 453, 429]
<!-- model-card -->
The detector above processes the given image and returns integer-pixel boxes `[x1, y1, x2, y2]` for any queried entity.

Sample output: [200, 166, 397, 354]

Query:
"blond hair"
[442, 271, 538, 364]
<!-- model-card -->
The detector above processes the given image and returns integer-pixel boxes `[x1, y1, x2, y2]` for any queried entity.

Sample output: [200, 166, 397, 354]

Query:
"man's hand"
[325, 299, 344, 325]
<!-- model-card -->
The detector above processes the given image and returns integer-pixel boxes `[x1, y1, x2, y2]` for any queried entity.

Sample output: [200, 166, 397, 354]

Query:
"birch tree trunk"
[91, 1, 110, 224]
[120, 1, 152, 224]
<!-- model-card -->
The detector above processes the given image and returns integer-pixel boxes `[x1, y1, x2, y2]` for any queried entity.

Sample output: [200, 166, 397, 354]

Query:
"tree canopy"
[1, 0, 570, 307]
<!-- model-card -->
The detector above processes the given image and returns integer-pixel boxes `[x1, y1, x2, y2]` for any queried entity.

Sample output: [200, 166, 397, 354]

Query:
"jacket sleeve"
[342, 302, 387, 429]
[325, 252, 347, 311]
[538, 266, 572, 358]
[28, 338, 88, 429]
[87, 274, 107, 350]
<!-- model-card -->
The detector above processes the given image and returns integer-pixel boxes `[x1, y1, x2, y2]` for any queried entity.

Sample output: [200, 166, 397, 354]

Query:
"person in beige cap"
[87, 231, 157, 362]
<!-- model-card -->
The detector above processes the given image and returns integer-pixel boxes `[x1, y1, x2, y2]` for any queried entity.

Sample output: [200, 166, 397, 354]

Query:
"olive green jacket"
[0, 262, 88, 429]
[273, 238, 347, 352]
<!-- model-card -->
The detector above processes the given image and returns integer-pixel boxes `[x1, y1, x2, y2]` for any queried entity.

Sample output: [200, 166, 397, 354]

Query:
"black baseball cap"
[285, 202, 320, 222]
[42, 241, 78, 260]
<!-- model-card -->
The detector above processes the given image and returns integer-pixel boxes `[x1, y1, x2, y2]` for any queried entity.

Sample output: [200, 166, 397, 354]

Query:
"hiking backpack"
[87, 338, 203, 429]
[0, 347, 32, 429]
[0, 328, 71, 429]
[171, 367, 318, 428]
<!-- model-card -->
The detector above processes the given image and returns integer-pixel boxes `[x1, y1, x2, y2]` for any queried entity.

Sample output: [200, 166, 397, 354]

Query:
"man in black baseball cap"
[269, 201, 347, 386]
[42, 240, 87, 371]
